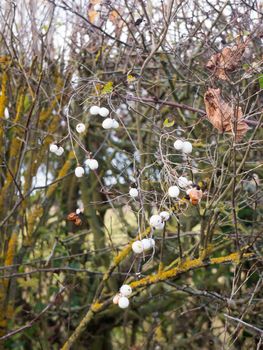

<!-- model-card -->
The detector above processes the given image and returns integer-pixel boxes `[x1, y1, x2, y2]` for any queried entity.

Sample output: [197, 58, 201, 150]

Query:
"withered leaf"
[67, 212, 78, 221]
[204, 88, 249, 140]
[74, 217, 82, 226]
[206, 42, 247, 80]
[67, 212, 82, 226]
[188, 188, 203, 205]
[88, 9, 98, 24]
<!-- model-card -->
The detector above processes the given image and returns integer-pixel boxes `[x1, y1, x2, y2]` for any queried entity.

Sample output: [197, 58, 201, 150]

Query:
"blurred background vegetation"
[0, 0, 262, 349]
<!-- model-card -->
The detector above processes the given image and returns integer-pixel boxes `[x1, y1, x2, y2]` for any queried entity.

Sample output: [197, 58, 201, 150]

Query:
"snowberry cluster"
[74, 158, 99, 177]
[131, 211, 170, 253]
[167, 175, 193, 198]
[177, 176, 189, 188]
[116, 103, 129, 115]
[113, 284, 132, 309]
[132, 238, 155, 254]
[75, 166, 85, 177]
[76, 123, 86, 134]
[89, 105, 109, 117]
[129, 187, 139, 198]
[149, 211, 170, 229]
[168, 185, 180, 198]
[49, 144, 64, 156]
[174, 140, 192, 154]
[89, 105, 119, 130]
[102, 118, 119, 130]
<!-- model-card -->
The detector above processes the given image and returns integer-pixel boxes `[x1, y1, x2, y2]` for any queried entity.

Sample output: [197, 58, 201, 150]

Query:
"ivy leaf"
[163, 118, 175, 128]
[101, 81, 113, 95]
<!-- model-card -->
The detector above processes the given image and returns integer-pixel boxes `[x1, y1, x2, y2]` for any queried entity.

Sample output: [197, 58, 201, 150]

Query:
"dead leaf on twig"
[204, 88, 249, 140]
[67, 212, 82, 226]
[88, 9, 98, 24]
[206, 41, 248, 80]
[188, 188, 203, 205]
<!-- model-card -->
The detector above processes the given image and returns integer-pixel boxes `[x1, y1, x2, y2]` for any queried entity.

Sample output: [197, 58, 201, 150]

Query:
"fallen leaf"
[204, 88, 249, 140]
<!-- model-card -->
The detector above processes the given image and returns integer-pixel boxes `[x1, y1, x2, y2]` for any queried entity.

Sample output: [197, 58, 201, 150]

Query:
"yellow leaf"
[95, 46, 106, 63]
[163, 118, 175, 128]
[17, 277, 39, 289]
[101, 81, 113, 95]
[127, 74, 136, 83]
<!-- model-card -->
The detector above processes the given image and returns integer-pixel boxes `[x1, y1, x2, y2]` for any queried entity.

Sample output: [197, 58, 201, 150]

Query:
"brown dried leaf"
[188, 188, 203, 205]
[204, 88, 249, 140]
[109, 10, 119, 24]
[88, 9, 98, 24]
[206, 43, 247, 80]
[74, 217, 82, 226]
[67, 212, 78, 221]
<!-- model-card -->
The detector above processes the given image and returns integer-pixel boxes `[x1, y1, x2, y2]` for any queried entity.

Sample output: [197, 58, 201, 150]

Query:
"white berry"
[112, 119, 119, 129]
[120, 284, 132, 297]
[118, 296, 129, 309]
[160, 211, 170, 221]
[89, 105, 100, 115]
[155, 222, 165, 230]
[4, 107, 9, 119]
[75, 166, 85, 177]
[113, 293, 121, 304]
[76, 123, 86, 133]
[149, 215, 162, 227]
[102, 118, 114, 129]
[129, 188, 139, 198]
[49, 144, 58, 153]
[174, 139, 184, 150]
[168, 186, 180, 198]
[182, 141, 192, 154]
[141, 238, 152, 251]
[178, 176, 189, 188]
[149, 238, 155, 248]
[55, 146, 64, 156]
[99, 107, 110, 117]
[94, 3, 101, 11]
[88, 159, 99, 170]
[120, 103, 128, 110]
[132, 241, 143, 254]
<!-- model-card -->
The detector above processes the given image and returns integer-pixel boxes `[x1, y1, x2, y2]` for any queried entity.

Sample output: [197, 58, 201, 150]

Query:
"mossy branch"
[60, 250, 253, 349]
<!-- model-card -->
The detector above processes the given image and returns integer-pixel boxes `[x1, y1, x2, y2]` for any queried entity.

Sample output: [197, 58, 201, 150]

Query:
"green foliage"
[258, 74, 263, 89]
